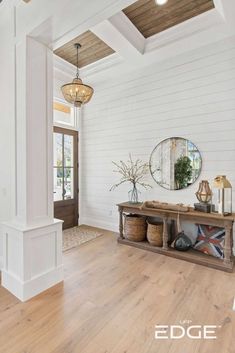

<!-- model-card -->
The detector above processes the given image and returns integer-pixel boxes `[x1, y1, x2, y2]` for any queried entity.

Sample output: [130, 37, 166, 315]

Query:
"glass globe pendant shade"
[61, 77, 94, 108]
[61, 43, 94, 107]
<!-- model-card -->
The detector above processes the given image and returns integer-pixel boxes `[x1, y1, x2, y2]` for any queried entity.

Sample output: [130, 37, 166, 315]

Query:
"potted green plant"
[174, 156, 193, 190]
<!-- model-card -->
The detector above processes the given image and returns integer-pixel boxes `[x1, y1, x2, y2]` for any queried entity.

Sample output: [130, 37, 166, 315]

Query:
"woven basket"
[124, 214, 146, 242]
[147, 221, 163, 247]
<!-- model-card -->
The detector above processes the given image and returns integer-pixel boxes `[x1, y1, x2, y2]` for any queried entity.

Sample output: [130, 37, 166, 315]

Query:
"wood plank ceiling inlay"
[123, 0, 215, 38]
[54, 30, 115, 68]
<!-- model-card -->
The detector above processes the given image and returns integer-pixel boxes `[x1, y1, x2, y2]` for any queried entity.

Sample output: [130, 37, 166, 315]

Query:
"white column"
[0, 4, 15, 272]
[1, 36, 63, 302]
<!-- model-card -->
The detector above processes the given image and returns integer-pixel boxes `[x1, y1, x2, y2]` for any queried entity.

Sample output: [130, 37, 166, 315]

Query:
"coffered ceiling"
[54, 0, 217, 73]
[123, 0, 215, 38]
[54, 30, 115, 68]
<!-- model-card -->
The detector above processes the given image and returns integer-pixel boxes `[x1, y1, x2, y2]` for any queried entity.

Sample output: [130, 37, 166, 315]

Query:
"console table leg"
[119, 207, 124, 239]
[224, 225, 232, 265]
[163, 217, 168, 250]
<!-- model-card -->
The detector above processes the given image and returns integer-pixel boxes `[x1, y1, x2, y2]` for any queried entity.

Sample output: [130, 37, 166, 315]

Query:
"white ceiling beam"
[213, 0, 226, 18]
[213, 0, 235, 36]
[91, 12, 145, 65]
[109, 11, 145, 54]
[213, 0, 235, 31]
[51, 0, 137, 50]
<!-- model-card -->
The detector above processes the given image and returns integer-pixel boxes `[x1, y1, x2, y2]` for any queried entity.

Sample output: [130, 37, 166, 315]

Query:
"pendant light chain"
[76, 44, 79, 79]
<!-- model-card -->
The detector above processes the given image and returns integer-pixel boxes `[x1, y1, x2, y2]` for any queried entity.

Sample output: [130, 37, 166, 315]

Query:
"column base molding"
[2, 265, 63, 302]
[1, 219, 63, 302]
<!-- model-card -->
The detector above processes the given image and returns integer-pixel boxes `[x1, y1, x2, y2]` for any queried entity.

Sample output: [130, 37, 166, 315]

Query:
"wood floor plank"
[0, 228, 235, 353]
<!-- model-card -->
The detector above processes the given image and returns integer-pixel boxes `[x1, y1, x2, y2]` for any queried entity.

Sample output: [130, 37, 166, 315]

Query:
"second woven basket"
[147, 221, 163, 247]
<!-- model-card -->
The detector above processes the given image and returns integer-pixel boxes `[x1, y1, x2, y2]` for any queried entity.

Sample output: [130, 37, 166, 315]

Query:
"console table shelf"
[117, 202, 235, 272]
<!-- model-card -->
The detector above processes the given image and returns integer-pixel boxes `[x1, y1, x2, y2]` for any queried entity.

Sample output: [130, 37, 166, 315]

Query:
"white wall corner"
[80, 216, 119, 234]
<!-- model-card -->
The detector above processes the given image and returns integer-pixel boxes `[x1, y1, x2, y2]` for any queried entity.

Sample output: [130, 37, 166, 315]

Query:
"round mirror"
[150, 137, 202, 190]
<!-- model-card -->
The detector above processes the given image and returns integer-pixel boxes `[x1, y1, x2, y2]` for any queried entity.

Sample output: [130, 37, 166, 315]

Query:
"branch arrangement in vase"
[110, 154, 152, 203]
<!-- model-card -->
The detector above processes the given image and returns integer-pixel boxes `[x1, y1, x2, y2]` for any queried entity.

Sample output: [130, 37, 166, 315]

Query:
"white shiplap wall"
[80, 37, 235, 232]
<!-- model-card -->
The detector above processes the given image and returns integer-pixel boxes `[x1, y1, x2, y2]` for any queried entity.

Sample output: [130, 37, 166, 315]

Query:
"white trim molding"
[1, 219, 63, 302]
[145, 9, 224, 53]
[53, 51, 123, 81]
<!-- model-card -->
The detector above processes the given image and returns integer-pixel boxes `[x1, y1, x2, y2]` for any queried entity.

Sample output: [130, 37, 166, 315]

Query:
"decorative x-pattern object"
[194, 225, 225, 259]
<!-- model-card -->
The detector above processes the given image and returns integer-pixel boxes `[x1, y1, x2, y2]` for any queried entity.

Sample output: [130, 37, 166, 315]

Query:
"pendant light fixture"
[61, 43, 94, 108]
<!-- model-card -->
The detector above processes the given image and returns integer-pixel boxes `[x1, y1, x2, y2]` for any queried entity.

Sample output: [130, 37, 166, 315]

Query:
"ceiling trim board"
[109, 11, 145, 54]
[81, 53, 124, 78]
[91, 17, 145, 65]
[54, 52, 123, 80]
[146, 8, 223, 53]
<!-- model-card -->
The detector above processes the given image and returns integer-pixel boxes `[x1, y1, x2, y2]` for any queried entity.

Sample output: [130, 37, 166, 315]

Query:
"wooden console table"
[117, 202, 235, 272]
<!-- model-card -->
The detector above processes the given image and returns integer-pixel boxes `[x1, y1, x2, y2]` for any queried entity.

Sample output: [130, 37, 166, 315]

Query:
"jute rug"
[63, 225, 103, 252]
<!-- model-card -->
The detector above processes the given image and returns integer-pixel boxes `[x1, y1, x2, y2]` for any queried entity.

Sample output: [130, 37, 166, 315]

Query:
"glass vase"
[128, 184, 140, 204]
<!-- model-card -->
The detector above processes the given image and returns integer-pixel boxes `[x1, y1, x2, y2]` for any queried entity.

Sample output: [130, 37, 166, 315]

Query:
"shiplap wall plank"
[80, 37, 235, 233]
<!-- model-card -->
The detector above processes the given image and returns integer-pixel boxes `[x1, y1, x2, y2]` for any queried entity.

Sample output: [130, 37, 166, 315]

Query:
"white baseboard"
[80, 217, 119, 233]
[1, 265, 64, 302]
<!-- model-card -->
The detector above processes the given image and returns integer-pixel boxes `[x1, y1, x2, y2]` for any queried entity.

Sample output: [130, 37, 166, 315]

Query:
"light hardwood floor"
[0, 228, 235, 353]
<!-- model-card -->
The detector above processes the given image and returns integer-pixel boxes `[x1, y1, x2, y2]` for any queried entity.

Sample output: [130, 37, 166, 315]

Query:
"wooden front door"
[53, 127, 78, 229]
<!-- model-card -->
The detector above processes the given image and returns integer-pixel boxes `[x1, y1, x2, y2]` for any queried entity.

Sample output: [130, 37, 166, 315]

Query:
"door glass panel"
[64, 168, 74, 200]
[64, 134, 73, 167]
[54, 133, 63, 167]
[53, 131, 76, 202]
[54, 167, 63, 201]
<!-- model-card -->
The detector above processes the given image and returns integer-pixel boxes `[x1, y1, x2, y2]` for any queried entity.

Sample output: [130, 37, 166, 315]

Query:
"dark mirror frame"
[149, 137, 202, 191]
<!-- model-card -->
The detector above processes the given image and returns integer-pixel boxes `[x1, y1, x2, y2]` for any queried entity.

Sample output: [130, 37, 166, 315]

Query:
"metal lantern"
[212, 175, 232, 216]
[195, 180, 212, 204]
